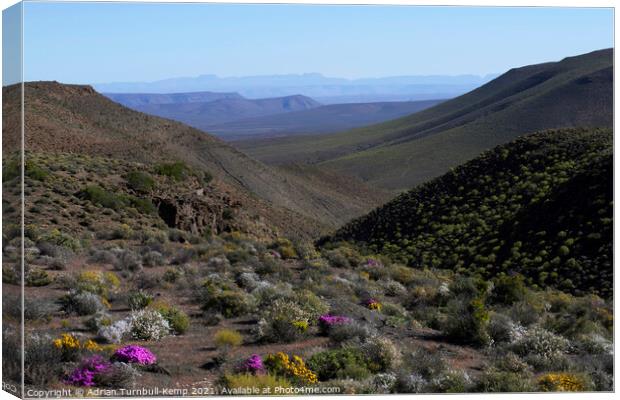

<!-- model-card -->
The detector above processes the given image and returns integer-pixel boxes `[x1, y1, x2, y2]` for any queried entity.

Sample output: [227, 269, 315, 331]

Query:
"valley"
[2, 49, 614, 396]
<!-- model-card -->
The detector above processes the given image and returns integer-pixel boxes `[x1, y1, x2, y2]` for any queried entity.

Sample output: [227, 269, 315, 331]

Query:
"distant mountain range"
[207, 99, 444, 140]
[105, 92, 321, 128]
[105, 91, 243, 107]
[238, 49, 613, 190]
[94, 73, 498, 103]
[104, 91, 444, 139]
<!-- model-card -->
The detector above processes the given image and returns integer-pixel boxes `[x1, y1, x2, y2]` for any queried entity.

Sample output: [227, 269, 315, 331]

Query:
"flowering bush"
[53, 333, 103, 361]
[318, 314, 351, 335]
[364, 257, 383, 268]
[53, 333, 81, 350]
[98, 318, 132, 344]
[65, 355, 111, 387]
[130, 309, 170, 341]
[112, 345, 156, 365]
[264, 352, 318, 384]
[364, 298, 382, 311]
[372, 372, 398, 393]
[292, 320, 309, 332]
[241, 354, 265, 374]
[76, 270, 120, 299]
[511, 327, 569, 360]
[538, 373, 589, 392]
[257, 299, 311, 343]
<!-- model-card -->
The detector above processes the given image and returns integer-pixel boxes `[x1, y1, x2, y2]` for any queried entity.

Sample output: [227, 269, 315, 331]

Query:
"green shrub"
[475, 370, 536, 392]
[491, 274, 527, 305]
[270, 238, 298, 260]
[127, 290, 154, 310]
[111, 223, 134, 240]
[40, 229, 80, 251]
[75, 270, 120, 299]
[202, 288, 252, 318]
[80, 185, 126, 210]
[223, 373, 291, 392]
[294, 290, 329, 321]
[214, 329, 243, 348]
[2, 158, 20, 181]
[322, 245, 362, 268]
[25, 268, 52, 287]
[256, 299, 310, 343]
[442, 296, 491, 346]
[125, 171, 155, 193]
[129, 197, 156, 214]
[153, 302, 190, 334]
[79, 185, 155, 214]
[441, 277, 491, 346]
[2, 265, 19, 285]
[25, 160, 50, 181]
[307, 348, 369, 381]
[154, 161, 190, 181]
[162, 268, 182, 283]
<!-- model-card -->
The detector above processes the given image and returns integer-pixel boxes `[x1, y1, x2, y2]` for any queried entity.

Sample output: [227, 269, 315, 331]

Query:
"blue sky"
[5, 2, 615, 85]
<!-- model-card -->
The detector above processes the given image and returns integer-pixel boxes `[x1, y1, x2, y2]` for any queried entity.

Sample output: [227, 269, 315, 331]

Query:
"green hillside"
[238, 49, 612, 190]
[325, 128, 613, 298]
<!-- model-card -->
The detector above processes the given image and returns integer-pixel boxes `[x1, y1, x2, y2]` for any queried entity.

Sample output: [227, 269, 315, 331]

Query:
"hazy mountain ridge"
[238, 49, 613, 190]
[207, 99, 444, 140]
[107, 92, 322, 129]
[94, 72, 497, 102]
[104, 91, 244, 107]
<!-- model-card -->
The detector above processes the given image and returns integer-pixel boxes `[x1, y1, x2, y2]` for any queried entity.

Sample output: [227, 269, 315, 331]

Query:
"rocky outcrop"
[153, 187, 240, 237]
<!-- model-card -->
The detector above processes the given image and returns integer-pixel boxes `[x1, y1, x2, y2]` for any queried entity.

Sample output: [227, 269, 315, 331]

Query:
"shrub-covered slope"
[327, 128, 612, 297]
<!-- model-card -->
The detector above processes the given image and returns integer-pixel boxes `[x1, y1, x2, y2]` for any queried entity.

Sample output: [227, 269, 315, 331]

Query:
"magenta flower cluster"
[65, 355, 111, 387]
[318, 314, 352, 334]
[112, 345, 157, 365]
[364, 258, 382, 267]
[318, 314, 351, 326]
[241, 354, 265, 374]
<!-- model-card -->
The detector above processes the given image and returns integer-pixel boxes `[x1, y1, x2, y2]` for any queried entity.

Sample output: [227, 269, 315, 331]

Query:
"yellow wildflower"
[83, 340, 103, 352]
[264, 352, 317, 384]
[53, 333, 81, 349]
[539, 373, 588, 392]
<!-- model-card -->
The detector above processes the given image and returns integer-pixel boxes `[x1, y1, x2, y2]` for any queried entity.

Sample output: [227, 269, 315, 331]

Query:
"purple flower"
[365, 258, 382, 267]
[318, 314, 351, 326]
[65, 355, 111, 387]
[112, 345, 157, 365]
[241, 354, 265, 374]
[318, 314, 351, 334]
